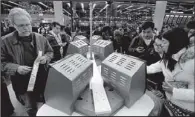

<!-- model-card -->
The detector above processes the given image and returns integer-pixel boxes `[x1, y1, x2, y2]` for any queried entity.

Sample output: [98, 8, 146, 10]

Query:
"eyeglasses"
[153, 43, 162, 48]
[15, 23, 31, 28]
[189, 33, 195, 39]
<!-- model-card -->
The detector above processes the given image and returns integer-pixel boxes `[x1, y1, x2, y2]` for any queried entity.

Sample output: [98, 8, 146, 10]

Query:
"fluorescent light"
[67, 3, 70, 7]
[38, 2, 48, 8]
[63, 9, 71, 15]
[81, 3, 85, 12]
[100, 4, 109, 12]
[117, 5, 121, 8]
[93, 3, 96, 9]
[125, 5, 133, 9]
[81, 3, 84, 9]
[2, 3, 12, 7]
[8, 1, 23, 7]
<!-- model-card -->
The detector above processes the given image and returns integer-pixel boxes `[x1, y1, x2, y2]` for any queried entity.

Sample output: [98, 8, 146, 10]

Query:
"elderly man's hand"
[17, 66, 32, 75]
[61, 42, 67, 47]
[39, 56, 47, 64]
[136, 46, 145, 53]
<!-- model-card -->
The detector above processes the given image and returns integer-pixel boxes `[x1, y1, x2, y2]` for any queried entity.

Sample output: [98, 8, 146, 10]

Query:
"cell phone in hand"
[139, 47, 144, 50]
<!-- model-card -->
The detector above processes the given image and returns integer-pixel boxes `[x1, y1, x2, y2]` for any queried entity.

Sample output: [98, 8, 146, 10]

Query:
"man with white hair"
[128, 21, 161, 65]
[1, 7, 53, 116]
[46, 22, 67, 62]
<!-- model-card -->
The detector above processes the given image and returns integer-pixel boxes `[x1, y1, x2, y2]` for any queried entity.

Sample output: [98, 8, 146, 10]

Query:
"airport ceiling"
[1, 0, 195, 17]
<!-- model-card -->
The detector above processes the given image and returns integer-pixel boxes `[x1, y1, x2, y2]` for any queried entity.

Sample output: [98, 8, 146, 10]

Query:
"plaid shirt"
[46, 31, 69, 61]
[1, 31, 54, 76]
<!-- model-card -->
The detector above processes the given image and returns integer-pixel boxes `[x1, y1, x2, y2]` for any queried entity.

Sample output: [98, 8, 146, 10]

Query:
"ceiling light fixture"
[67, 3, 70, 7]
[38, 2, 48, 8]
[8, 1, 23, 7]
[2, 3, 12, 7]
[93, 3, 96, 9]
[81, 3, 85, 12]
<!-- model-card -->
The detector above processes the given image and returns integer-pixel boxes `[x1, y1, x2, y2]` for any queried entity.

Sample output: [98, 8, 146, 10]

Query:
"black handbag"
[163, 81, 193, 116]
[164, 100, 193, 116]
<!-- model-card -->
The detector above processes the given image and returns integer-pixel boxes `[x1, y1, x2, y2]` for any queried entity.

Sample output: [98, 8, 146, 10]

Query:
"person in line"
[121, 28, 132, 54]
[1, 7, 53, 116]
[161, 24, 171, 34]
[38, 27, 47, 37]
[64, 24, 71, 36]
[113, 29, 123, 53]
[146, 35, 165, 94]
[147, 28, 194, 116]
[132, 26, 142, 39]
[93, 26, 102, 36]
[46, 22, 67, 62]
[60, 26, 72, 56]
[128, 21, 161, 65]
[101, 26, 113, 40]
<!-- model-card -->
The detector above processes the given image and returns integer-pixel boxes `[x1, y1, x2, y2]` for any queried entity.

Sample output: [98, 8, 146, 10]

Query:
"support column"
[112, 3, 117, 26]
[70, 1, 77, 33]
[106, 6, 108, 25]
[70, 1, 73, 32]
[53, 1, 64, 25]
[153, 1, 167, 32]
[89, 2, 93, 60]
[113, 3, 117, 17]
[108, 2, 112, 26]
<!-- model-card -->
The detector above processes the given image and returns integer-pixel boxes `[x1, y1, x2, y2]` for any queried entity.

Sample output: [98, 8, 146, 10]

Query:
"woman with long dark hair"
[38, 27, 47, 37]
[147, 27, 194, 116]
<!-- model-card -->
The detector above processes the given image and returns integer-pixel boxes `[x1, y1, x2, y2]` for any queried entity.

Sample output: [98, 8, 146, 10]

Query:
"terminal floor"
[7, 83, 43, 116]
[6, 57, 102, 116]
